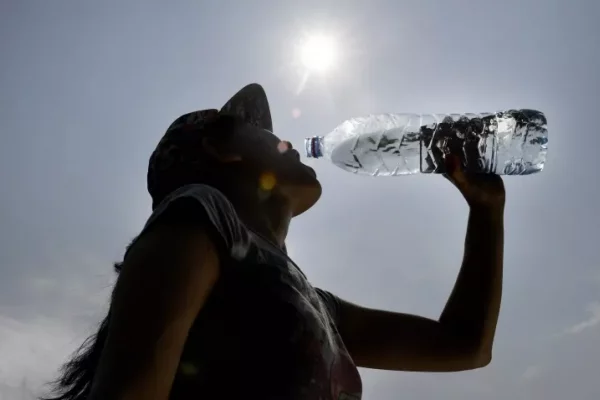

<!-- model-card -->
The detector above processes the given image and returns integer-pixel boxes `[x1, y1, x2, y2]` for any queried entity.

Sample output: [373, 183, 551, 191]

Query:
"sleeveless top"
[137, 184, 363, 400]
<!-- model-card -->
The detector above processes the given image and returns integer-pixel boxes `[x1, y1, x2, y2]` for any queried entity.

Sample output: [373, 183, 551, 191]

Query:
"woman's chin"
[290, 180, 322, 217]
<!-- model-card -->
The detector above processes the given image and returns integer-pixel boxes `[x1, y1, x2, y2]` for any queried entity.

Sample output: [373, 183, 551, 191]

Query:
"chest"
[172, 244, 362, 399]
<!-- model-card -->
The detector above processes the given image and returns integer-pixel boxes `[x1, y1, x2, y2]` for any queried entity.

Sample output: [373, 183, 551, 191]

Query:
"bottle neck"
[304, 136, 324, 158]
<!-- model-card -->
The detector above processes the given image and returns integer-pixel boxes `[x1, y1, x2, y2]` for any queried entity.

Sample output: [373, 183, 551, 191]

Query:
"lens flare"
[259, 172, 277, 191]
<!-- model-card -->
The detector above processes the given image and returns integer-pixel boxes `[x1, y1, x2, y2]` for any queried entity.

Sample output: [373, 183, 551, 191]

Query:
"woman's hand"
[443, 155, 506, 212]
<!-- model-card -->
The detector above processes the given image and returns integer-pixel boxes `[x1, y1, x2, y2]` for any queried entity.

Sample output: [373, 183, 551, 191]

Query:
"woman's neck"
[211, 178, 291, 248]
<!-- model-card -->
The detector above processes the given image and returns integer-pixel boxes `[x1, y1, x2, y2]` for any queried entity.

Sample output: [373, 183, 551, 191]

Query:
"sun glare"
[300, 35, 337, 73]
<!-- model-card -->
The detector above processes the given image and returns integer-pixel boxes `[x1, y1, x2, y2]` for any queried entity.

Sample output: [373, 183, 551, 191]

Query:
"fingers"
[444, 155, 468, 187]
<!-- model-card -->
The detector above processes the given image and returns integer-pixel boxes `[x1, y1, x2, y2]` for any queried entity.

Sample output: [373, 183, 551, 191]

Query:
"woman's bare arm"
[88, 222, 220, 400]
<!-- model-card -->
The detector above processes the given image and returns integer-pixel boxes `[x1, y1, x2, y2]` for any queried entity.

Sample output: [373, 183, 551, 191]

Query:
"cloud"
[0, 253, 114, 398]
[0, 314, 81, 391]
[565, 302, 600, 335]
[0, 381, 37, 400]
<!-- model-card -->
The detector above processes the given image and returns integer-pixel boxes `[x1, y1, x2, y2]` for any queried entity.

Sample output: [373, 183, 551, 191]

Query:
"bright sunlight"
[300, 34, 338, 73]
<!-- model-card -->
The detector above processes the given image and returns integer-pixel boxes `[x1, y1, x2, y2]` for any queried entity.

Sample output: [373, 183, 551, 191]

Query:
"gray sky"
[1, 0, 599, 399]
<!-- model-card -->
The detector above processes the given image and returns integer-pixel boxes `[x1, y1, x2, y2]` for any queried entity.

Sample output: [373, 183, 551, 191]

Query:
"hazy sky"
[1, 1, 599, 399]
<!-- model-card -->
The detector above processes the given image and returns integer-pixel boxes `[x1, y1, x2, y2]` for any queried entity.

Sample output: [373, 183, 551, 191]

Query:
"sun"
[300, 34, 338, 73]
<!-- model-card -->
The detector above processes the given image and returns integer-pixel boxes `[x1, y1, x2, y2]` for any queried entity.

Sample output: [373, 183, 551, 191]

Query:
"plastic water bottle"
[304, 109, 547, 176]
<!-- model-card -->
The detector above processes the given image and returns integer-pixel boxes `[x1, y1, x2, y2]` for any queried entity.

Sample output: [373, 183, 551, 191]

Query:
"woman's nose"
[277, 141, 293, 153]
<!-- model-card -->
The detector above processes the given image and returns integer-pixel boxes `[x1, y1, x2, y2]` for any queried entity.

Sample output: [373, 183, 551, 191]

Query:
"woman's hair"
[40, 259, 124, 400]
[42, 114, 243, 400]
[149, 113, 242, 209]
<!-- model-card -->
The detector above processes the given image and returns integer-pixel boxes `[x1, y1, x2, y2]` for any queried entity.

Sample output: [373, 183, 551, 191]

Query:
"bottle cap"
[304, 136, 323, 158]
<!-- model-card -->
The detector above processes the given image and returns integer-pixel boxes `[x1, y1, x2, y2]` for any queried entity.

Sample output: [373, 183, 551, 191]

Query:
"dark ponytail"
[41, 259, 126, 399]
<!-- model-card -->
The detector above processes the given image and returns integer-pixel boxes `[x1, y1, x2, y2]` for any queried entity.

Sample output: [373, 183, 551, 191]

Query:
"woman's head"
[148, 84, 322, 216]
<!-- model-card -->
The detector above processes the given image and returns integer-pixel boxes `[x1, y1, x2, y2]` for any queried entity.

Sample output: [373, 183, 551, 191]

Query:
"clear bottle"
[304, 109, 548, 176]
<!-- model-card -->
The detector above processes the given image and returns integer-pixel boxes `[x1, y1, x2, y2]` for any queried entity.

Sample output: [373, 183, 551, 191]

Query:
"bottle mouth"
[304, 136, 323, 158]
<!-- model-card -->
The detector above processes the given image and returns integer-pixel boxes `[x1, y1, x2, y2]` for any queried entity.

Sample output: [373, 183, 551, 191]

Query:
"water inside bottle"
[328, 111, 547, 176]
